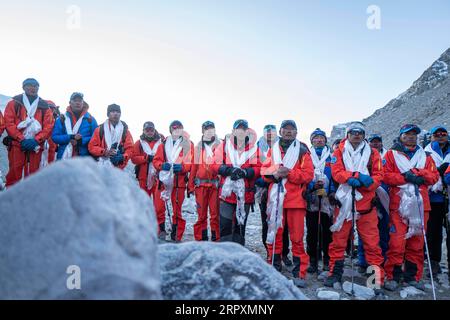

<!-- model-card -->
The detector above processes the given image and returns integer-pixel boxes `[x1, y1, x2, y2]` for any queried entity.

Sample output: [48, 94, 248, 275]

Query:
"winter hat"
[169, 120, 183, 133]
[310, 128, 327, 143]
[107, 104, 121, 116]
[346, 121, 366, 135]
[70, 92, 84, 101]
[368, 134, 383, 142]
[233, 119, 249, 130]
[280, 120, 297, 130]
[143, 121, 155, 130]
[22, 78, 39, 87]
[202, 120, 215, 131]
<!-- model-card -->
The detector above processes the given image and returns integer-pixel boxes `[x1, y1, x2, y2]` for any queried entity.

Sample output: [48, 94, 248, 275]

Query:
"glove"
[313, 181, 324, 190]
[328, 193, 340, 207]
[445, 173, 450, 185]
[316, 188, 327, 197]
[162, 162, 172, 171]
[358, 172, 374, 187]
[231, 168, 245, 181]
[147, 155, 154, 164]
[255, 177, 267, 188]
[20, 139, 39, 151]
[243, 168, 255, 179]
[347, 178, 362, 188]
[111, 153, 124, 166]
[403, 171, 425, 186]
[218, 164, 233, 176]
[438, 163, 449, 176]
[173, 164, 182, 173]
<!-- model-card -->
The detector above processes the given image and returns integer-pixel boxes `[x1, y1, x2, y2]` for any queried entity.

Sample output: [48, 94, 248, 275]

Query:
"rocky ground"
[171, 196, 450, 300]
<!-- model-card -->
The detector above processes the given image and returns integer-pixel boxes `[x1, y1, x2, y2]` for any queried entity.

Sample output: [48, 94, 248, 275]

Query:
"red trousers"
[267, 208, 309, 278]
[329, 208, 385, 282]
[193, 186, 220, 241]
[6, 146, 43, 187]
[385, 209, 429, 282]
[154, 185, 186, 241]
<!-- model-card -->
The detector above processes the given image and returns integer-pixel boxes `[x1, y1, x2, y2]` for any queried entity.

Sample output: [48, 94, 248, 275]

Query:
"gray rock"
[0, 158, 161, 299]
[316, 289, 340, 300]
[342, 281, 375, 300]
[159, 241, 307, 300]
[400, 286, 426, 299]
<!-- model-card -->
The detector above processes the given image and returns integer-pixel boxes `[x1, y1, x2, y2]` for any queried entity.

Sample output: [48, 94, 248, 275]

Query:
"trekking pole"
[317, 194, 323, 275]
[350, 186, 356, 296]
[272, 181, 283, 267]
[174, 172, 180, 241]
[414, 184, 437, 300]
[25, 151, 31, 178]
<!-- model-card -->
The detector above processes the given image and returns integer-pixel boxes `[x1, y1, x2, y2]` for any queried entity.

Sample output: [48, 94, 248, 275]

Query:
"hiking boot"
[307, 258, 318, 274]
[406, 280, 426, 291]
[272, 254, 282, 273]
[429, 260, 442, 278]
[358, 265, 368, 274]
[323, 257, 330, 272]
[293, 277, 307, 288]
[384, 280, 399, 291]
[324, 260, 344, 287]
[282, 255, 293, 267]
[158, 230, 167, 241]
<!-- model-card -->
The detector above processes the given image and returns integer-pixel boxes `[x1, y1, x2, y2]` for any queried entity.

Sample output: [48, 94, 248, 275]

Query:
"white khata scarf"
[392, 147, 427, 239]
[424, 143, 450, 193]
[98, 120, 124, 167]
[330, 140, 371, 232]
[221, 136, 258, 225]
[17, 94, 42, 152]
[159, 136, 183, 201]
[266, 139, 300, 244]
[61, 113, 84, 160]
[140, 139, 161, 190]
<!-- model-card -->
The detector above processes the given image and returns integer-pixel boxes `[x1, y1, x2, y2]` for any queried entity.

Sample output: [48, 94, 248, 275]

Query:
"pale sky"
[0, 0, 449, 142]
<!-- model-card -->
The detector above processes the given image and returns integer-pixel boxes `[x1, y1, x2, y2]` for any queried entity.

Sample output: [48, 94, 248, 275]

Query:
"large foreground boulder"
[0, 158, 161, 299]
[159, 242, 308, 300]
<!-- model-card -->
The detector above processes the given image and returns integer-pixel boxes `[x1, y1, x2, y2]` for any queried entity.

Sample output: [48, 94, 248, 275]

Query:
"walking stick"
[317, 194, 323, 274]
[414, 184, 437, 300]
[350, 186, 356, 296]
[272, 181, 283, 267]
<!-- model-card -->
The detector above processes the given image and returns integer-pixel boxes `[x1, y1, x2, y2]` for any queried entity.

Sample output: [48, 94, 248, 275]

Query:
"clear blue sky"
[0, 0, 449, 141]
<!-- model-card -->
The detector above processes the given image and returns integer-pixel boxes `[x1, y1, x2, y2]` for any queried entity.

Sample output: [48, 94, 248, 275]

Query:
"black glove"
[231, 168, 246, 181]
[438, 163, 449, 176]
[243, 167, 255, 179]
[403, 171, 425, 186]
[218, 164, 233, 176]
[147, 155, 154, 164]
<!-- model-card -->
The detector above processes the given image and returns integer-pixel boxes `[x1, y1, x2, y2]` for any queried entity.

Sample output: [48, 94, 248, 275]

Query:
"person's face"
[348, 131, 364, 145]
[264, 129, 277, 142]
[70, 98, 84, 113]
[203, 127, 215, 141]
[433, 131, 448, 145]
[23, 84, 39, 97]
[400, 131, 418, 146]
[143, 126, 155, 137]
[171, 126, 183, 139]
[233, 127, 247, 141]
[369, 139, 383, 151]
[312, 135, 326, 148]
[108, 111, 121, 123]
[280, 125, 297, 141]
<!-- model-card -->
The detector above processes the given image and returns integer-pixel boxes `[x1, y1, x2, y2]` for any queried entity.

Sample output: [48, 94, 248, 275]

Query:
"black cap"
[22, 78, 39, 87]
[107, 104, 121, 116]
[281, 120, 297, 130]
[70, 92, 84, 101]
[143, 121, 155, 130]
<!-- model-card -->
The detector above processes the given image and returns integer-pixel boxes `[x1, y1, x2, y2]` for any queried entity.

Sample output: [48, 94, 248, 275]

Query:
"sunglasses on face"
[433, 132, 448, 137]
[349, 130, 364, 136]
